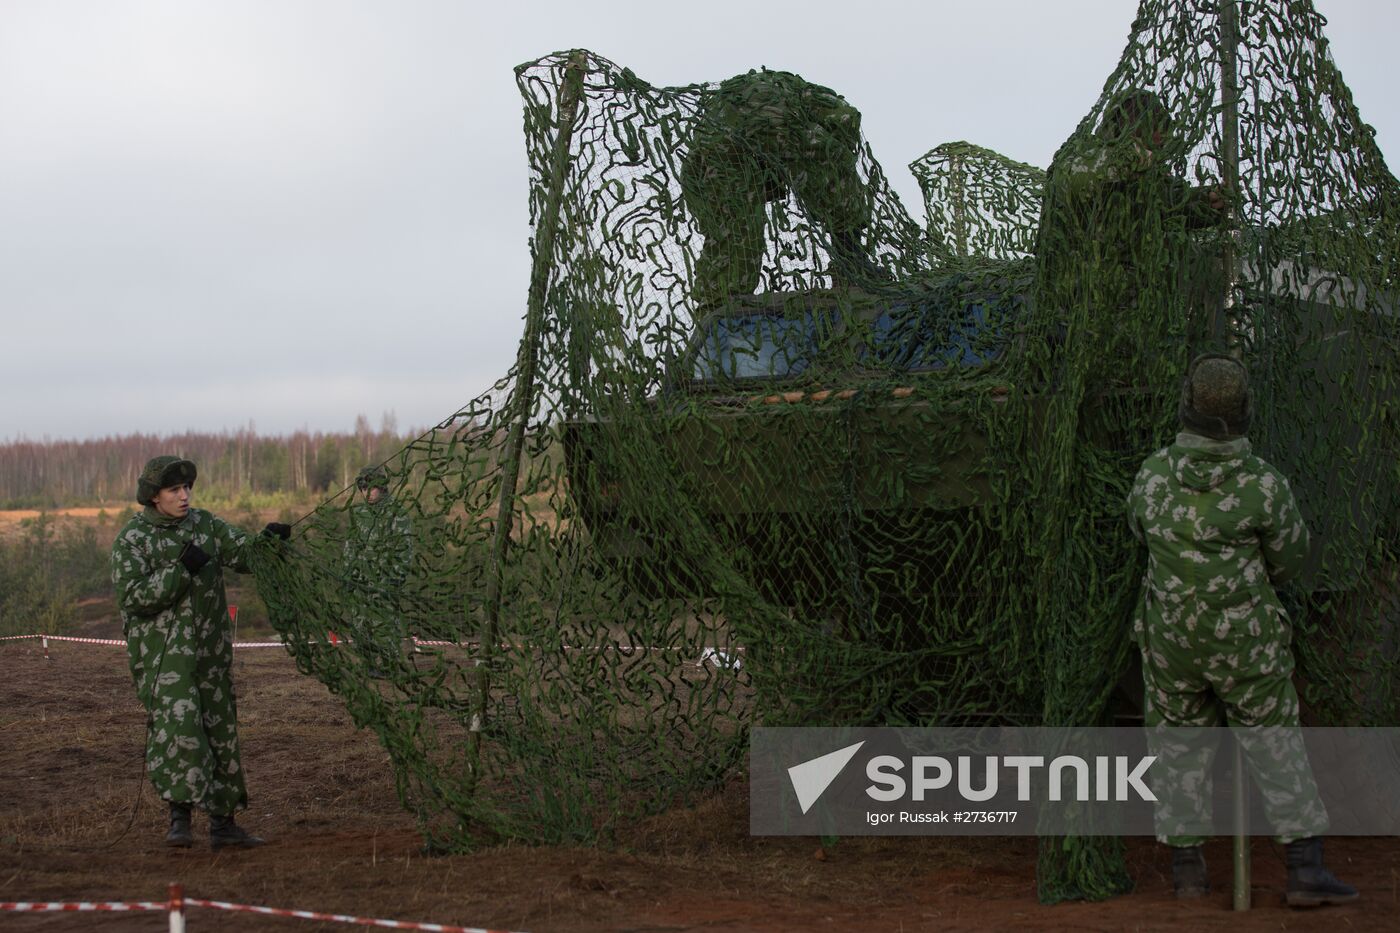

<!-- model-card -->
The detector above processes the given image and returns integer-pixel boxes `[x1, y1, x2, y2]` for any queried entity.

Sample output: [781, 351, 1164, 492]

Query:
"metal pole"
[1220, 3, 1250, 908]
[1219, 0, 1244, 353]
[469, 51, 588, 769]
[1232, 740, 1251, 910]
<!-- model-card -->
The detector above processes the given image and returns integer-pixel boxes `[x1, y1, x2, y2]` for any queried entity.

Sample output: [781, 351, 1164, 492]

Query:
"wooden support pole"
[469, 51, 588, 771]
[951, 153, 968, 258]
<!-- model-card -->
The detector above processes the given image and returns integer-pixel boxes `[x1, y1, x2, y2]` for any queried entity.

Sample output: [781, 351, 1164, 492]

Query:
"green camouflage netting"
[254, 0, 1400, 901]
[910, 141, 1045, 261]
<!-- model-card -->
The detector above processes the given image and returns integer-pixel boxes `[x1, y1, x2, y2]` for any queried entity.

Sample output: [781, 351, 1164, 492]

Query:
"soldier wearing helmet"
[1127, 354, 1357, 907]
[341, 465, 415, 674]
[1036, 89, 1228, 377]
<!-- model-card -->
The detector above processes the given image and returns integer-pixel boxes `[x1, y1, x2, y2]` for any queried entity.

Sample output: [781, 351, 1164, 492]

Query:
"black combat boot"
[1285, 837, 1358, 907]
[165, 802, 193, 848]
[1171, 845, 1209, 898]
[209, 813, 266, 851]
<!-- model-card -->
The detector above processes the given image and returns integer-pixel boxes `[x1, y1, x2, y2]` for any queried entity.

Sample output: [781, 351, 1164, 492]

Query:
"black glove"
[262, 522, 292, 541]
[179, 542, 211, 575]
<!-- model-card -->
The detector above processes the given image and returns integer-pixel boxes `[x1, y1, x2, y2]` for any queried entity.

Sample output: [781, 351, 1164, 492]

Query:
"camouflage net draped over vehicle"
[910, 141, 1046, 262]
[252, 0, 1400, 903]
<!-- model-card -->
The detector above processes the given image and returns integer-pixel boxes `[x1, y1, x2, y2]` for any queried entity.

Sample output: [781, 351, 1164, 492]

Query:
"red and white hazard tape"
[0, 633, 288, 654]
[2, 632, 743, 669]
[183, 895, 519, 931]
[1, 883, 523, 933]
[408, 638, 743, 668]
[0, 606, 287, 651]
[409, 636, 743, 655]
[0, 899, 165, 913]
[408, 638, 692, 650]
[1, 634, 126, 646]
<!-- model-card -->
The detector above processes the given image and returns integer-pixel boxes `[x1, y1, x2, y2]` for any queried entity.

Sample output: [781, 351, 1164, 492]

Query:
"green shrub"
[0, 517, 112, 636]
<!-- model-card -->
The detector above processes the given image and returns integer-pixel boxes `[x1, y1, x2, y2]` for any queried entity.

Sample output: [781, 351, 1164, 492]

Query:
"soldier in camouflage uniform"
[112, 456, 290, 850]
[341, 466, 414, 673]
[1127, 355, 1357, 907]
[680, 68, 883, 306]
[1036, 90, 1226, 378]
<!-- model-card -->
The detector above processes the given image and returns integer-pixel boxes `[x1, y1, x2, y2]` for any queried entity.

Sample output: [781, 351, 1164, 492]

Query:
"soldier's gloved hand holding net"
[262, 522, 292, 541]
[178, 541, 211, 575]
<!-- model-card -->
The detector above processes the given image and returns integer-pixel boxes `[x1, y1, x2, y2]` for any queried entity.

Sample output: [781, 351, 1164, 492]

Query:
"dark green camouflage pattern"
[112, 506, 263, 814]
[248, 1, 1400, 903]
[341, 492, 415, 657]
[1035, 92, 1225, 373]
[1128, 431, 1327, 844]
[681, 69, 875, 305]
[344, 495, 414, 590]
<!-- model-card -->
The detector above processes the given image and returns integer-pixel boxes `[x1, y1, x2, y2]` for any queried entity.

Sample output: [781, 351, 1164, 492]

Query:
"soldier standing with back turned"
[1127, 354, 1357, 907]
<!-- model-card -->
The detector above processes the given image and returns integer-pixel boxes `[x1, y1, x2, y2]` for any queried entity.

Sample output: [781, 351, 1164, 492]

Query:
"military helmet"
[355, 465, 389, 493]
[1178, 353, 1252, 440]
[136, 455, 197, 505]
[1099, 89, 1171, 143]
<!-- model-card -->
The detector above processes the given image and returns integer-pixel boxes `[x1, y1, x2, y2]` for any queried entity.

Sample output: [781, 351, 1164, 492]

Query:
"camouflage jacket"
[111, 508, 260, 695]
[1127, 432, 1311, 614]
[1036, 131, 1221, 320]
[341, 498, 414, 592]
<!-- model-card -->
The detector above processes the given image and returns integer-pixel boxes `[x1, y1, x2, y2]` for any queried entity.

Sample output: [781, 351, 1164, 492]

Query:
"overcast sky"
[2, 0, 1396, 441]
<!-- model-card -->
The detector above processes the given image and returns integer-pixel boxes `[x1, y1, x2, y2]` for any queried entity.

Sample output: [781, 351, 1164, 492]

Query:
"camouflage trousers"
[341, 578, 410, 674]
[1137, 588, 1328, 845]
[126, 614, 247, 815]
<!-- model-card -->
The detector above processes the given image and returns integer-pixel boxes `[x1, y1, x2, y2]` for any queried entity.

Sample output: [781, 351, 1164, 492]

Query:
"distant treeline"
[0, 415, 415, 508]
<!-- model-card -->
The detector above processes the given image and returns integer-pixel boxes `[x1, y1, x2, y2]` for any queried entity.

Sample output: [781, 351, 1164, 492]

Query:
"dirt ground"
[3, 626, 1398, 933]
